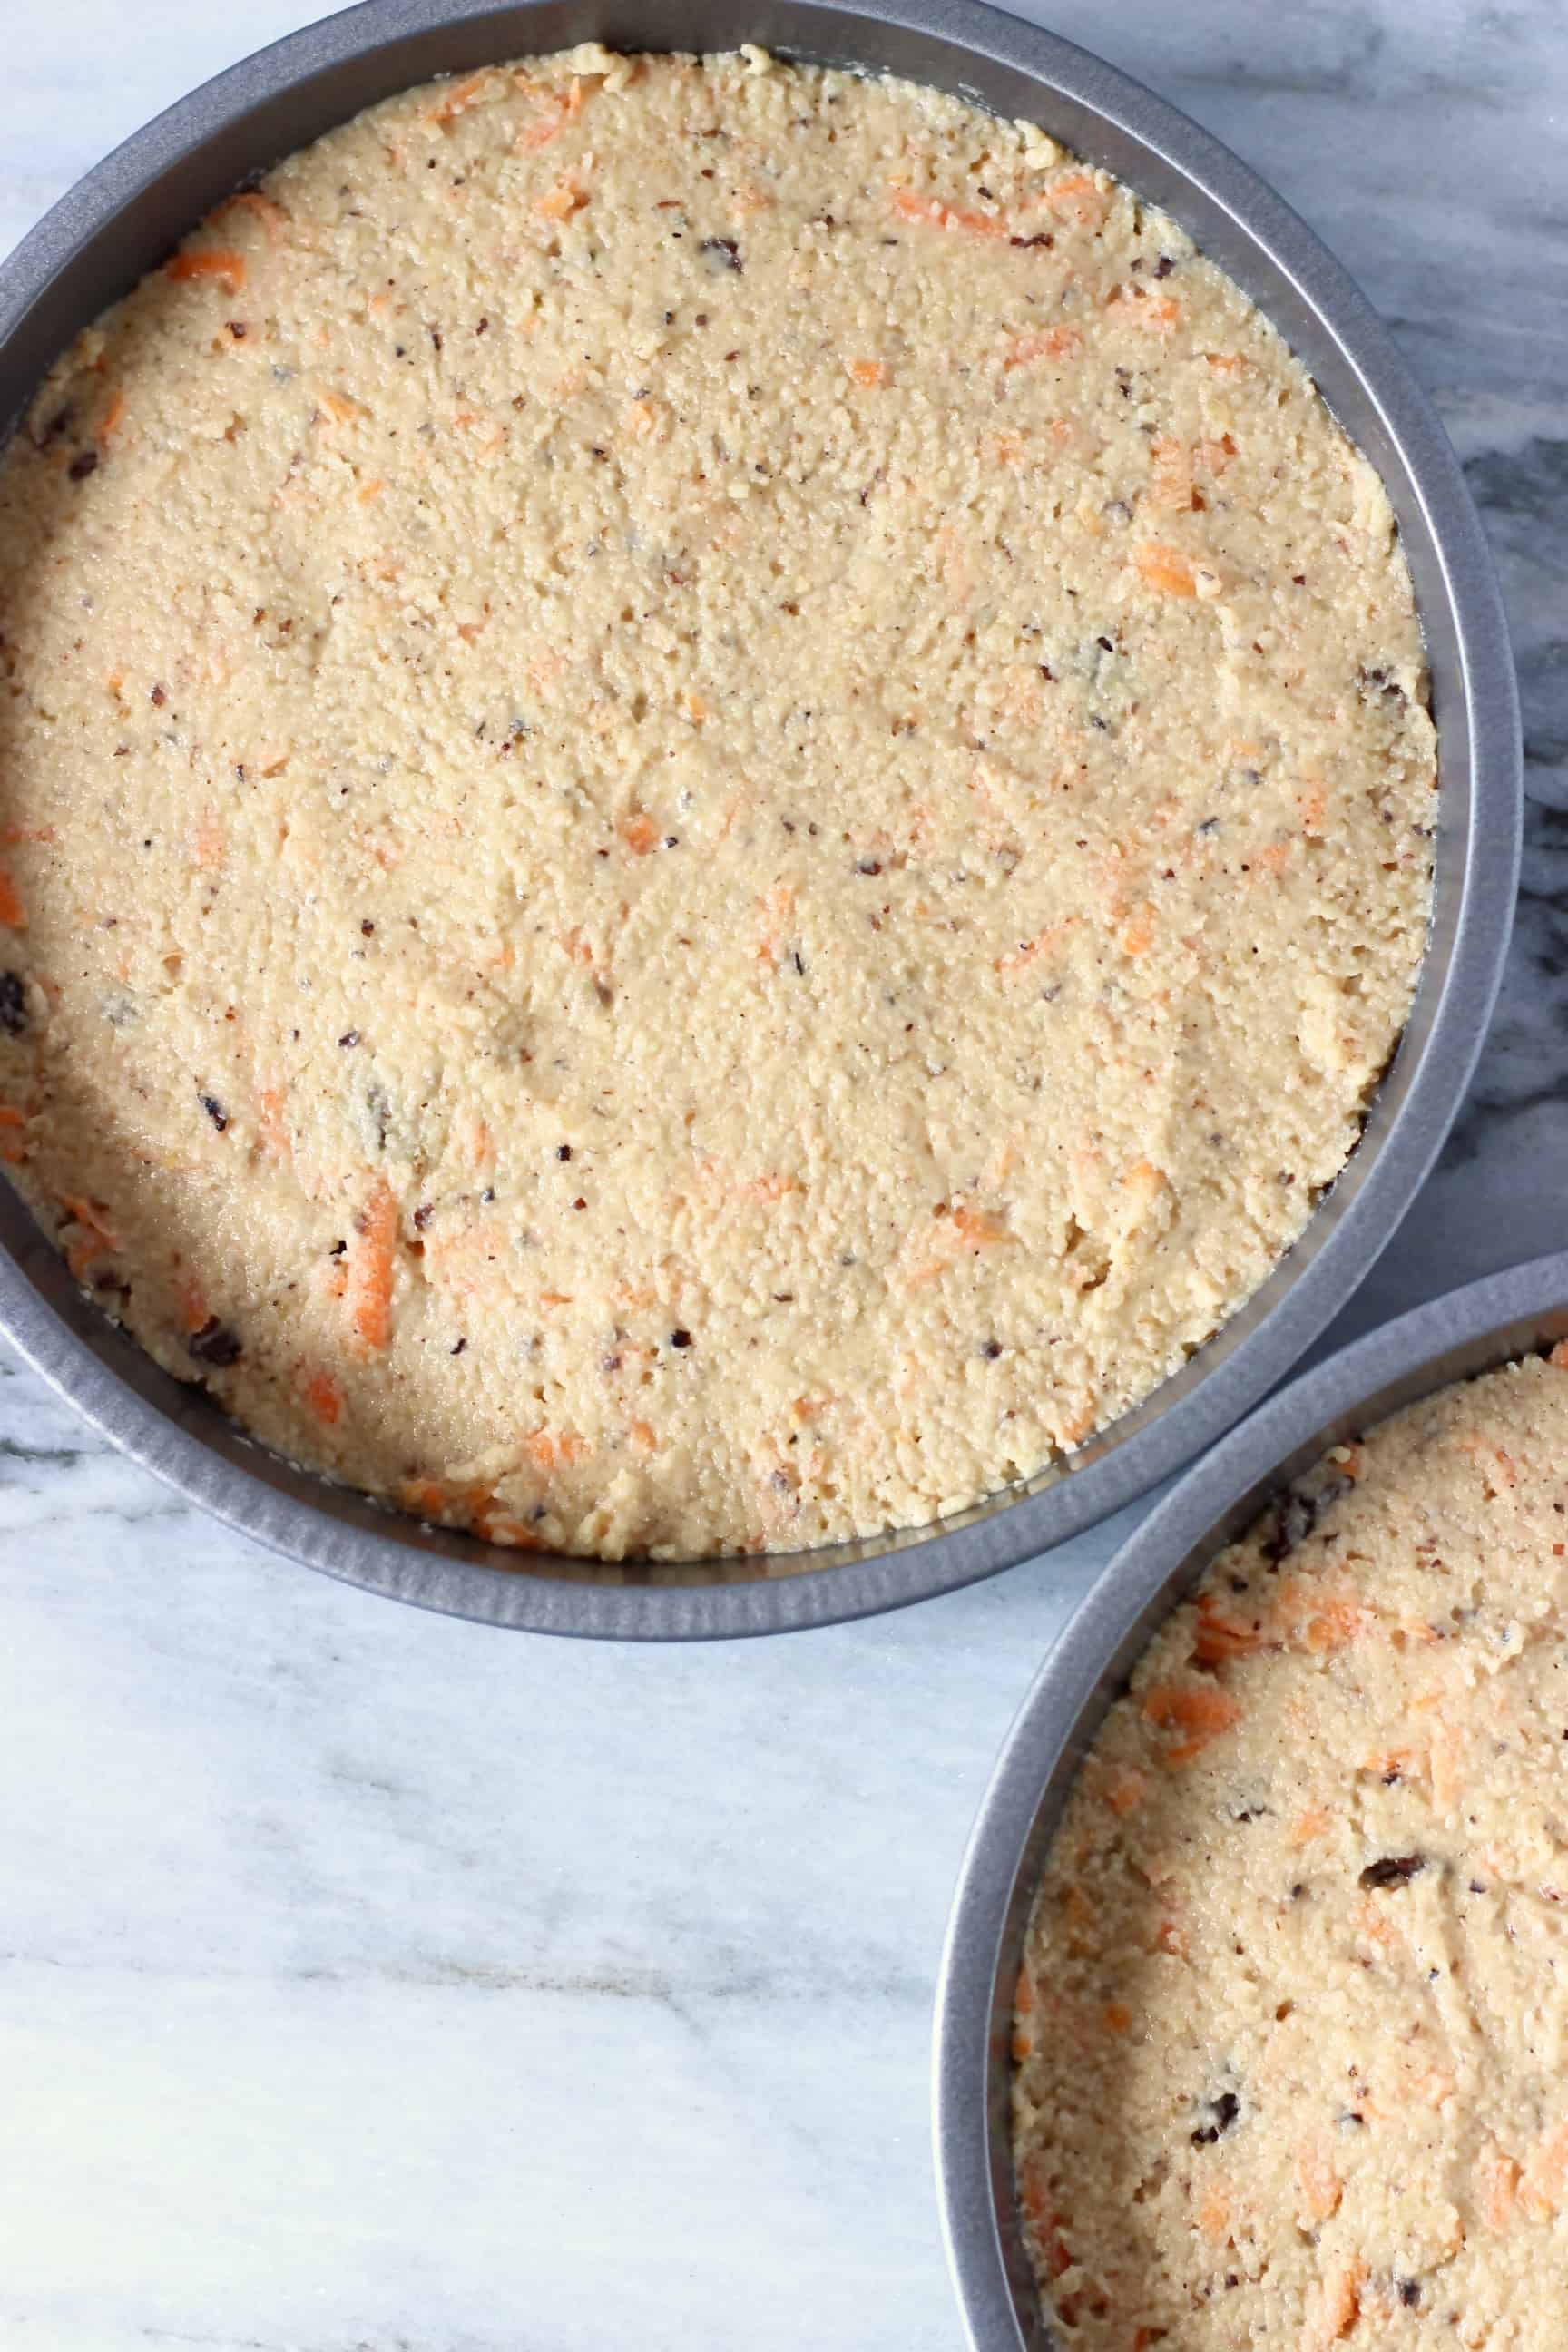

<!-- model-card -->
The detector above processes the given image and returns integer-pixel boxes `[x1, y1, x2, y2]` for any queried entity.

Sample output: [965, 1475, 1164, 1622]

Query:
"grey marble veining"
[0, 5, 1563, 2347]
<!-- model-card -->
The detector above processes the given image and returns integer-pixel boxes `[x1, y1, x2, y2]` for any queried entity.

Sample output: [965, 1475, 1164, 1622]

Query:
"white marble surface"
[2, 5, 1563, 2346]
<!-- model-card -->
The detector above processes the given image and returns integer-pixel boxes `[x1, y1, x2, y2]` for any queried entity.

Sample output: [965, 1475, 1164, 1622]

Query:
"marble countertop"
[2, 5, 1563, 2346]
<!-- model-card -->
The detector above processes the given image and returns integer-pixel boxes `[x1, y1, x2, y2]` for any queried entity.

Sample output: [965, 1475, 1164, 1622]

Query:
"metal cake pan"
[935, 1251, 1568, 2350]
[0, 0, 1521, 1638]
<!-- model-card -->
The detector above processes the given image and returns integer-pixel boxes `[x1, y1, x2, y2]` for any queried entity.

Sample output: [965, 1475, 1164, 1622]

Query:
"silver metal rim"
[934, 1250, 1568, 2351]
[0, 0, 1521, 1637]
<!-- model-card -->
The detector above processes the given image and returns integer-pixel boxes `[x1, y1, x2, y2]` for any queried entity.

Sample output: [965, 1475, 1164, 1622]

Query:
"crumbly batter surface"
[1014, 1348, 1568, 2348]
[0, 49, 1433, 1561]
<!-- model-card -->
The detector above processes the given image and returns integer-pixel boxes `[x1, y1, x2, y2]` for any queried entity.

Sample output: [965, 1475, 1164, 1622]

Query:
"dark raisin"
[1191, 2092, 1239, 2146]
[700, 236, 742, 271]
[982, 1339, 1003, 1359]
[556, 1144, 572, 1161]
[227, 320, 248, 339]
[412, 1204, 432, 1232]
[338, 1029, 359, 1048]
[328, 1240, 347, 1257]
[1009, 232, 1054, 249]
[0, 972, 26, 1036]
[150, 683, 166, 707]
[481, 1187, 495, 1204]
[1096, 635, 1114, 652]
[1266, 1472, 1353, 1560]
[669, 1328, 692, 1348]
[199, 1093, 228, 1132]
[360, 919, 375, 936]
[1153, 254, 1176, 279]
[857, 858, 883, 876]
[1398, 2280, 1421, 2308]
[67, 448, 99, 482]
[450, 1336, 467, 1356]
[188, 1317, 242, 1367]
[1359, 1854, 1426, 1890]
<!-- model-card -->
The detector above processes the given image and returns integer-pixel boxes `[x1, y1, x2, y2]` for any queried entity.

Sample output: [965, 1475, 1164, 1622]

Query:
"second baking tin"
[935, 1251, 1568, 2351]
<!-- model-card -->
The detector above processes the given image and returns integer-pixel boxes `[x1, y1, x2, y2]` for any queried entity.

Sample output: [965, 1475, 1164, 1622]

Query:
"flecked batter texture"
[0, 50, 1433, 1561]
[1014, 1348, 1568, 2348]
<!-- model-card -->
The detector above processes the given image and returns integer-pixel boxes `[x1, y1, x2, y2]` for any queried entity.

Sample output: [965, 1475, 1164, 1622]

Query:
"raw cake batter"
[0, 49, 1433, 1558]
[1014, 1348, 1568, 2347]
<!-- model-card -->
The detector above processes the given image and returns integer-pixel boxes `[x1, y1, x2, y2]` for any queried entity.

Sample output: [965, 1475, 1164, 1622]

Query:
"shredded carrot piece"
[736, 1171, 799, 1203]
[535, 172, 588, 220]
[995, 916, 1077, 978]
[177, 1274, 209, 1336]
[1478, 2146, 1521, 2230]
[514, 77, 583, 151]
[1134, 542, 1198, 598]
[890, 184, 1007, 239]
[953, 1205, 1013, 1248]
[1191, 1593, 1264, 1664]
[318, 388, 363, 424]
[621, 813, 660, 855]
[0, 868, 26, 930]
[1291, 1804, 1330, 1846]
[1296, 2134, 1343, 2223]
[0, 1103, 27, 1165]
[1014, 1968, 1034, 2016]
[218, 191, 289, 242]
[1196, 2181, 1230, 2242]
[1552, 1340, 1568, 1371]
[256, 1085, 289, 1161]
[1309, 2259, 1367, 2347]
[167, 247, 248, 293]
[1142, 1680, 1240, 1765]
[754, 882, 796, 970]
[426, 73, 490, 125]
[1043, 171, 1108, 230]
[60, 1192, 120, 1277]
[1102, 1765, 1148, 1817]
[1101, 1999, 1132, 2034]
[1015, 2156, 1073, 2280]
[191, 808, 224, 870]
[347, 1179, 397, 1353]
[474, 1508, 543, 1550]
[1107, 286, 1180, 330]
[524, 1426, 587, 1471]
[628, 1418, 656, 1454]
[1523, 2120, 1568, 2218]
[1148, 435, 1194, 510]
[99, 387, 127, 444]
[1003, 327, 1083, 368]
[1119, 901, 1157, 956]
[299, 1367, 343, 1426]
[401, 1476, 451, 1517]
[847, 358, 887, 387]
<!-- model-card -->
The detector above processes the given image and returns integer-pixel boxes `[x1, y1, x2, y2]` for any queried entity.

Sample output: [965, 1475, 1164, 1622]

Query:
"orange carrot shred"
[167, 248, 248, 293]
[347, 1179, 397, 1353]
[0, 868, 26, 930]
[299, 1367, 344, 1426]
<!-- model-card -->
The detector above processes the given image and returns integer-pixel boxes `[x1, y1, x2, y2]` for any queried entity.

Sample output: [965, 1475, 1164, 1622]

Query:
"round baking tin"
[935, 1250, 1568, 2349]
[0, 0, 1521, 1636]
